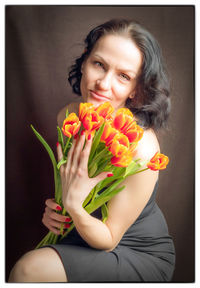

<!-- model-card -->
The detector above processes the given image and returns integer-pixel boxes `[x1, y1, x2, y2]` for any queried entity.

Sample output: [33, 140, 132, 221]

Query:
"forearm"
[68, 205, 114, 250]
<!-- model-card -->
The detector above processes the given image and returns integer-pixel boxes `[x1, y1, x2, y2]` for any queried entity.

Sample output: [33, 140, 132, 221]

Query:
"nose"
[96, 72, 112, 91]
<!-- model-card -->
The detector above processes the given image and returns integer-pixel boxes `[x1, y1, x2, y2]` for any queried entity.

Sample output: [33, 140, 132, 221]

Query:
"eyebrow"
[93, 54, 137, 76]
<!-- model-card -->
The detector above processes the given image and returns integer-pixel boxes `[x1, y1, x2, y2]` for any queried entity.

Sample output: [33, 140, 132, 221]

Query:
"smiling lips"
[90, 90, 110, 101]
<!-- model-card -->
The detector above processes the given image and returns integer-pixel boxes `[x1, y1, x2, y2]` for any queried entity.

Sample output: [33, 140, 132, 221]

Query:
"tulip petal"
[95, 102, 114, 119]
[111, 150, 133, 167]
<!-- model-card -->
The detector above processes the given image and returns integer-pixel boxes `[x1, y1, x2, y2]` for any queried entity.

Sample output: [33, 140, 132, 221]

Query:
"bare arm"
[43, 103, 160, 250]
[58, 127, 159, 251]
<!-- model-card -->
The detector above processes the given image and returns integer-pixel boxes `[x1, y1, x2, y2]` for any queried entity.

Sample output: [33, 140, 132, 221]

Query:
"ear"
[128, 92, 135, 99]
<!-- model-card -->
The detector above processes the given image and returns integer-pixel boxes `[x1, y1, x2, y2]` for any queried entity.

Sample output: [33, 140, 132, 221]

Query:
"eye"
[120, 73, 130, 81]
[93, 61, 104, 69]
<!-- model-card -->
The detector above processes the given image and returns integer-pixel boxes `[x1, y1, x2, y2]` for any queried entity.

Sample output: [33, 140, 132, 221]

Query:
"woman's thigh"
[9, 247, 67, 282]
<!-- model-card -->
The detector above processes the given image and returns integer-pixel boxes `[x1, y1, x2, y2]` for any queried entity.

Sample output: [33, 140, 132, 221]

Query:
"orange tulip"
[101, 121, 119, 147]
[79, 103, 94, 122]
[112, 108, 143, 143]
[113, 108, 134, 130]
[81, 110, 104, 132]
[94, 102, 114, 120]
[125, 124, 144, 143]
[62, 113, 81, 138]
[115, 107, 134, 118]
[109, 133, 129, 157]
[111, 150, 133, 167]
[147, 152, 169, 171]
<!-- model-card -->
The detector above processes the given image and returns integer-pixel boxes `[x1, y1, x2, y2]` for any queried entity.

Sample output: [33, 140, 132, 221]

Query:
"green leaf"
[63, 136, 72, 156]
[93, 166, 126, 190]
[92, 158, 112, 177]
[101, 203, 108, 223]
[83, 187, 95, 207]
[88, 162, 98, 178]
[88, 147, 110, 175]
[124, 160, 143, 177]
[85, 183, 125, 215]
[57, 126, 64, 151]
[90, 146, 108, 164]
[30, 125, 59, 196]
[88, 122, 105, 165]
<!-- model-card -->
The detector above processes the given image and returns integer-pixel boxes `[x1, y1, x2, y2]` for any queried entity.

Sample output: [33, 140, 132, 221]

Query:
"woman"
[8, 19, 175, 282]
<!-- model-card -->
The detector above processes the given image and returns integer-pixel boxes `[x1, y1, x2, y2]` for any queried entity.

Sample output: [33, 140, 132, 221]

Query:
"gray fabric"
[44, 182, 175, 282]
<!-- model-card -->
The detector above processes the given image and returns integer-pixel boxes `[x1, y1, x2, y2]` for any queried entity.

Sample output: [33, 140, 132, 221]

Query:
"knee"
[8, 251, 39, 282]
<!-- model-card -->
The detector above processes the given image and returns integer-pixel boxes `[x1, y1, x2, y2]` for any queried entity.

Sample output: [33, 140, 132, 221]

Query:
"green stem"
[35, 231, 52, 249]
[59, 223, 75, 241]
[91, 185, 98, 203]
[63, 137, 71, 155]
[82, 187, 95, 207]
[59, 178, 125, 241]
[55, 171, 62, 204]
[57, 158, 67, 169]
[88, 147, 108, 170]
[133, 167, 149, 175]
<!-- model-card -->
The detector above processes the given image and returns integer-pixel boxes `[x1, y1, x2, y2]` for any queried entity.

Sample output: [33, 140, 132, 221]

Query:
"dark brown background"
[6, 5, 195, 282]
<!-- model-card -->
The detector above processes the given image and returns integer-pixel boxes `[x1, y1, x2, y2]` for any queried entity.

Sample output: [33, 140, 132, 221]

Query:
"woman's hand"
[42, 198, 71, 235]
[57, 131, 109, 214]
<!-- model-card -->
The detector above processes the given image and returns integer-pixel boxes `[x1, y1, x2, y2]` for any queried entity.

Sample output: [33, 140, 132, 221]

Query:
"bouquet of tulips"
[31, 102, 169, 249]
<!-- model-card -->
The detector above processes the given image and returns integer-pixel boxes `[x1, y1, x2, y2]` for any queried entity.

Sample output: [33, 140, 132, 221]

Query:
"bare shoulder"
[57, 102, 80, 127]
[134, 128, 160, 163]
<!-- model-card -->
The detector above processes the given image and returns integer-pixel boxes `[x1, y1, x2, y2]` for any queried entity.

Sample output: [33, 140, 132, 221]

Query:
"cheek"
[82, 67, 95, 85]
[114, 78, 137, 99]
[113, 82, 132, 100]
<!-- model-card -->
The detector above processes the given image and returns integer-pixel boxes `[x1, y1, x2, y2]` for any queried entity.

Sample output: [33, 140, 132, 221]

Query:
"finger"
[45, 206, 72, 223]
[72, 131, 86, 169]
[42, 216, 61, 235]
[65, 137, 77, 171]
[79, 133, 93, 171]
[94, 171, 112, 184]
[57, 143, 63, 162]
[65, 137, 78, 183]
[43, 213, 63, 229]
[43, 215, 71, 235]
[57, 143, 65, 174]
[45, 198, 62, 211]
[46, 224, 61, 235]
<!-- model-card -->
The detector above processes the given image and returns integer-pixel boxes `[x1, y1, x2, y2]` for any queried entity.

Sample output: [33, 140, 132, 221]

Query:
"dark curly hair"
[68, 19, 171, 130]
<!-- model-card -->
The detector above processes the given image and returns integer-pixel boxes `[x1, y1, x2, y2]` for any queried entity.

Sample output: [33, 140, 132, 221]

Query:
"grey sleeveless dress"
[44, 182, 175, 282]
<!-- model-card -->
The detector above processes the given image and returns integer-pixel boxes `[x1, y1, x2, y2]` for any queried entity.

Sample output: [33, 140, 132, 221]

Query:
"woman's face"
[80, 34, 143, 111]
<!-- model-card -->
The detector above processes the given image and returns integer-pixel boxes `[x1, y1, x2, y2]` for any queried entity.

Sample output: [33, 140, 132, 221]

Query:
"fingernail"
[56, 205, 62, 211]
[65, 217, 71, 222]
[56, 142, 59, 147]
[81, 130, 85, 136]
[107, 173, 113, 177]
[74, 134, 78, 139]
[88, 134, 91, 140]
[64, 223, 71, 228]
